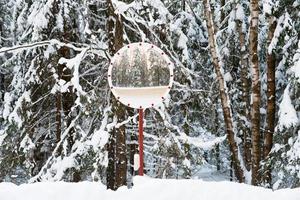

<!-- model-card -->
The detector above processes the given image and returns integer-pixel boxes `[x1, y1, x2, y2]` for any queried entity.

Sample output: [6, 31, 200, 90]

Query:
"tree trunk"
[214, 103, 221, 171]
[182, 105, 191, 178]
[249, 0, 261, 186]
[182, 0, 185, 11]
[263, 17, 277, 187]
[106, 0, 127, 190]
[236, 11, 251, 172]
[56, 46, 69, 156]
[114, 102, 127, 188]
[214, 0, 226, 172]
[106, 0, 116, 190]
[58, 3, 78, 179]
[107, 124, 116, 190]
[56, 46, 74, 155]
[220, 0, 226, 24]
[204, 0, 244, 183]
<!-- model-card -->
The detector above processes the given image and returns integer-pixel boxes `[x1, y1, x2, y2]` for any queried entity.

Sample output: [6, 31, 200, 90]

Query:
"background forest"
[0, 0, 299, 191]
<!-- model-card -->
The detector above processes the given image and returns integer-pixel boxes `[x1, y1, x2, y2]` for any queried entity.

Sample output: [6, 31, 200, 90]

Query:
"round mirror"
[108, 43, 173, 109]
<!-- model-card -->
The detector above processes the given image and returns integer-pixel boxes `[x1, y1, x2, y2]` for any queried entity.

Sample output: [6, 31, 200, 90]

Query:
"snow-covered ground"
[0, 176, 299, 200]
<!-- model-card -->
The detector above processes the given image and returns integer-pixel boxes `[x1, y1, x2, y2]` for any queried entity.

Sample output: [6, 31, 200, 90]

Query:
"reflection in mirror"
[111, 45, 170, 88]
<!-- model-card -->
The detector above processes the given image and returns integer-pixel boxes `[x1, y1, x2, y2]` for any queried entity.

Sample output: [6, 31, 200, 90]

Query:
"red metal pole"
[138, 108, 144, 176]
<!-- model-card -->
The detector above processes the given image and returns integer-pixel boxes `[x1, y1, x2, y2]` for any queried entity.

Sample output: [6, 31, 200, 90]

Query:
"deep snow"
[0, 176, 299, 200]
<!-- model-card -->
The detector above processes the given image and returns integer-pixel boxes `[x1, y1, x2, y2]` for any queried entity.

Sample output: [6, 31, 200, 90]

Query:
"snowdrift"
[0, 176, 299, 200]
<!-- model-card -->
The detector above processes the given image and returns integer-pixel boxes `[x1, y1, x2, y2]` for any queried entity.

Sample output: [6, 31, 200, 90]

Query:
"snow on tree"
[0, 0, 299, 191]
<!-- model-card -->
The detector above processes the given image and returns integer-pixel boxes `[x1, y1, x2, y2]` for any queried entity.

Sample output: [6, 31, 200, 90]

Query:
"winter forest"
[0, 0, 300, 198]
